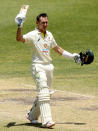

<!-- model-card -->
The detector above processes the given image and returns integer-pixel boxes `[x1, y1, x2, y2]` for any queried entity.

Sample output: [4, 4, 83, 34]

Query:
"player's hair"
[36, 13, 48, 22]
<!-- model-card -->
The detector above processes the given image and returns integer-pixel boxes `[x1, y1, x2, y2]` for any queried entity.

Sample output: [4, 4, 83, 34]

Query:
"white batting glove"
[15, 5, 29, 27]
[15, 13, 25, 27]
[73, 53, 81, 63]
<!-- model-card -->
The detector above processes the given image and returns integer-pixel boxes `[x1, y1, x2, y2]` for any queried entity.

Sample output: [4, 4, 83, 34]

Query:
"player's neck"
[38, 29, 46, 35]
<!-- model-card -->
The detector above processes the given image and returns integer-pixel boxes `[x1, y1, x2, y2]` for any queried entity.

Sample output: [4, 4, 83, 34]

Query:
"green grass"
[0, 0, 98, 93]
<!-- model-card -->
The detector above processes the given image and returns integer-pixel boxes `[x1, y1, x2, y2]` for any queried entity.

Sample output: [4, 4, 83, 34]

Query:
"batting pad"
[38, 87, 50, 101]
[39, 101, 52, 125]
[28, 97, 40, 121]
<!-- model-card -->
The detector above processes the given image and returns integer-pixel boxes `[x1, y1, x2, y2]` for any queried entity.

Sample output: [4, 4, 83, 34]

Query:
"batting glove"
[15, 13, 25, 27]
[73, 53, 81, 63]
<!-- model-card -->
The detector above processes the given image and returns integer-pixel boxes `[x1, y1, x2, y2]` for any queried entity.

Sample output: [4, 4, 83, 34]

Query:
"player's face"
[37, 16, 48, 33]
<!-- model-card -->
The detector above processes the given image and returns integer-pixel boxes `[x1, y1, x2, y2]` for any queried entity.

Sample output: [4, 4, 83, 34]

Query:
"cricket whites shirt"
[23, 28, 57, 64]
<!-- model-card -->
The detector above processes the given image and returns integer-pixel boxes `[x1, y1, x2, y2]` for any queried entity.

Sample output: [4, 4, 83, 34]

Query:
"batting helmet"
[79, 49, 94, 66]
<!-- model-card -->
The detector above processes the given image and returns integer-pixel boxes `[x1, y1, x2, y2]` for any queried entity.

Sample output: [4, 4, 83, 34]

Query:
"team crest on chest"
[42, 43, 48, 53]
[44, 43, 47, 48]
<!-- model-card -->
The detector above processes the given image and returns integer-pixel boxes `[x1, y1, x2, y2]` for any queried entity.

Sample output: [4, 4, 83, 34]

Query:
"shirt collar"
[35, 28, 47, 35]
[35, 28, 47, 39]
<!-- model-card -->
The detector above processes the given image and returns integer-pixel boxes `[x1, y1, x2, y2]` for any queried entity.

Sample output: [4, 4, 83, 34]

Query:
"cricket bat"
[15, 5, 29, 25]
[19, 5, 29, 16]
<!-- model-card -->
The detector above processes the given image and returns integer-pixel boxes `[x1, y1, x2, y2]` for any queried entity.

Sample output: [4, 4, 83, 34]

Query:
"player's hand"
[15, 13, 25, 27]
[73, 53, 81, 63]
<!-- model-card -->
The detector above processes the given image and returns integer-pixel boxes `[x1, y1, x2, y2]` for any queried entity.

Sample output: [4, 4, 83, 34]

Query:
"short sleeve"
[48, 31, 57, 48]
[23, 32, 33, 44]
[51, 36, 57, 48]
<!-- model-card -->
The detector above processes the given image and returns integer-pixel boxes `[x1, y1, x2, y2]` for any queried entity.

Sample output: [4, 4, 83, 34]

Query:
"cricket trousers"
[28, 63, 54, 125]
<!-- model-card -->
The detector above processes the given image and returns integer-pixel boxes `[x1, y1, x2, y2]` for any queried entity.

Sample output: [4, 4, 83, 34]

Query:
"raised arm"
[15, 5, 29, 43]
[16, 27, 25, 42]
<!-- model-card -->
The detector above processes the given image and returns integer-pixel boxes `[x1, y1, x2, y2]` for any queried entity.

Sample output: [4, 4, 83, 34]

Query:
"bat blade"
[19, 5, 29, 16]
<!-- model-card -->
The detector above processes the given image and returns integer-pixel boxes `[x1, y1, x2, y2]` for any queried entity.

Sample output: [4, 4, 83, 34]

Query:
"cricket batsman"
[15, 5, 82, 128]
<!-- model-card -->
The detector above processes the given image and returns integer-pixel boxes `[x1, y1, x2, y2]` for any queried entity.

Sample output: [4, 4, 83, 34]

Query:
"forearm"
[16, 27, 25, 42]
[53, 45, 80, 60]
[53, 46, 73, 58]
[53, 46, 64, 55]
[62, 50, 74, 58]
